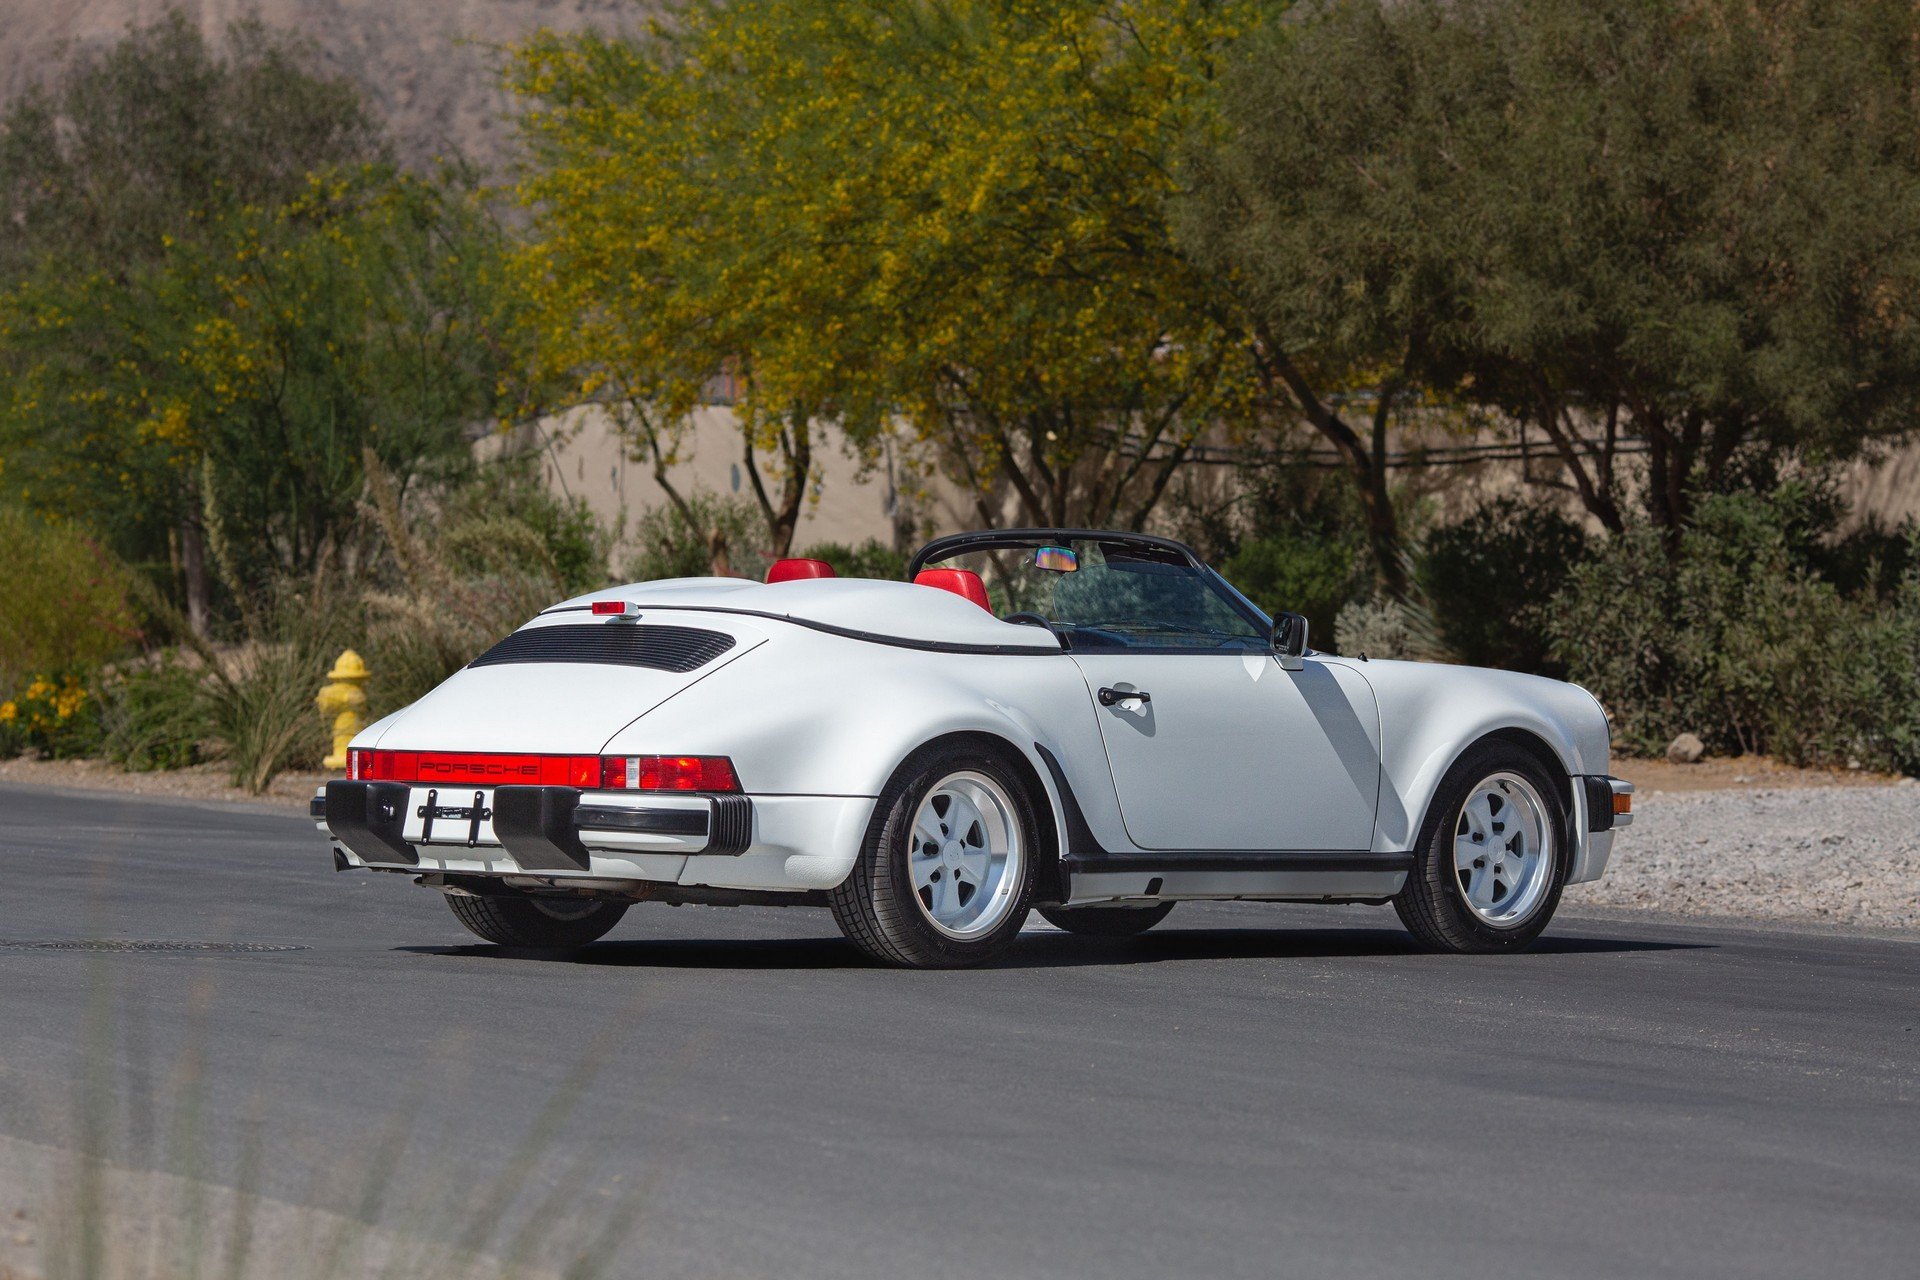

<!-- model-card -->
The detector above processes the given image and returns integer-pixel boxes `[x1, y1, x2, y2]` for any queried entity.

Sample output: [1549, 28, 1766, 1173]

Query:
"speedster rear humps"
[317, 530, 1630, 968]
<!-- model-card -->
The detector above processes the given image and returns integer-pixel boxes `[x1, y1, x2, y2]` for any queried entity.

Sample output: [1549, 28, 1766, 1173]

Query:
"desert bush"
[1548, 492, 1920, 771]
[801, 538, 908, 581]
[624, 491, 766, 583]
[0, 507, 142, 694]
[1333, 590, 1451, 662]
[190, 580, 361, 791]
[1418, 499, 1589, 673]
[94, 656, 215, 771]
[438, 462, 615, 596]
[1219, 533, 1359, 653]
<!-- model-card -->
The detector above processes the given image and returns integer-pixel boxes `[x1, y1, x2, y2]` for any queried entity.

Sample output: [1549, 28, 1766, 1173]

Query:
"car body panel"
[328, 554, 1621, 905]
[1069, 651, 1381, 851]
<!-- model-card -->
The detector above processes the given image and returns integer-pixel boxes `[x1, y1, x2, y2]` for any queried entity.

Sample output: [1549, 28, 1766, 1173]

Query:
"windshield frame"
[911, 528, 1273, 654]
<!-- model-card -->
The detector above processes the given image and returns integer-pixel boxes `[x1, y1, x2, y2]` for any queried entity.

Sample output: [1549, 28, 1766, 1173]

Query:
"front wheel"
[1393, 743, 1569, 953]
[829, 744, 1037, 968]
[446, 893, 627, 950]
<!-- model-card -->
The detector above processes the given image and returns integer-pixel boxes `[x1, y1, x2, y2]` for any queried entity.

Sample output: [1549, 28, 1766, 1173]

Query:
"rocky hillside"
[0, 0, 650, 170]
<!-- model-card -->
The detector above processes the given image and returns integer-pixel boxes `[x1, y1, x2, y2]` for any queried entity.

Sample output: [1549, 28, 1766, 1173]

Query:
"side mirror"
[1271, 611, 1308, 672]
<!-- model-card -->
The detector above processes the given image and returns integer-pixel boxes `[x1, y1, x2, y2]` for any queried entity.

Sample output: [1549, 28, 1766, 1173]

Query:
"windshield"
[921, 537, 1269, 652]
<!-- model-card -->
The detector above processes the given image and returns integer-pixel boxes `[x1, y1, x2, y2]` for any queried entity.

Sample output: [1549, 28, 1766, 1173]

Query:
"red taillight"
[345, 749, 738, 793]
[590, 600, 636, 616]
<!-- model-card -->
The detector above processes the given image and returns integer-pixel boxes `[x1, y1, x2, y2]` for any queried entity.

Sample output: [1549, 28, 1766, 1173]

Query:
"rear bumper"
[317, 781, 873, 893]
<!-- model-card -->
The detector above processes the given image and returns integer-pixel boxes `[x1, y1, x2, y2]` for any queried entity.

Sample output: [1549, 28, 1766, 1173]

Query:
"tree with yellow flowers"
[510, 0, 1265, 551]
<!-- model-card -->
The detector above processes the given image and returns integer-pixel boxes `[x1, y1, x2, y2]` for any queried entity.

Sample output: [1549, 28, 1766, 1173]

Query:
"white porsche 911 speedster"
[316, 528, 1631, 968]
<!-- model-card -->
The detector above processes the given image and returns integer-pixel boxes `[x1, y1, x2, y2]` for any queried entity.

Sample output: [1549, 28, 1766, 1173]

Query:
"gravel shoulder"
[1566, 781, 1920, 932]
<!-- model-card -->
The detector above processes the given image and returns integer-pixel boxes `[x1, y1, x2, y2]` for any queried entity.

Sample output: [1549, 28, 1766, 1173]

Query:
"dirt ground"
[0, 756, 327, 813]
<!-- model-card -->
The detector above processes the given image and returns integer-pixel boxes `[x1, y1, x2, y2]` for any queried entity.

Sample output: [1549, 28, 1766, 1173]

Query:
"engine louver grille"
[470, 624, 736, 674]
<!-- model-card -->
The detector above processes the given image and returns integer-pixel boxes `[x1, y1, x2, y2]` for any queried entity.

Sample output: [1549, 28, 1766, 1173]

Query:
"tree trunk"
[741, 409, 813, 560]
[1251, 327, 1407, 596]
[178, 517, 211, 637]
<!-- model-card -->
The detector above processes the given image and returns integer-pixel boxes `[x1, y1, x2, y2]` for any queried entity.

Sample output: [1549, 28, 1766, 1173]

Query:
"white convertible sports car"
[317, 529, 1631, 967]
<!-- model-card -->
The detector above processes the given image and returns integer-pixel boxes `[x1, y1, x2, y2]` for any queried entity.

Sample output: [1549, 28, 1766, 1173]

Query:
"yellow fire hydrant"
[316, 649, 370, 771]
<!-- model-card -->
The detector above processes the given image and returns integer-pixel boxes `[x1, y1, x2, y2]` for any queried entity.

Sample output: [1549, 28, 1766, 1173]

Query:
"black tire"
[1037, 902, 1175, 936]
[829, 742, 1038, 968]
[1393, 741, 1570, 953]
[445, 893, 627, 950]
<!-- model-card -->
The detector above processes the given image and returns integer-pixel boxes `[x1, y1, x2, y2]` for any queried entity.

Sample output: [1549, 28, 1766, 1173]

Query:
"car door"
[1069, 650, 1381, 852]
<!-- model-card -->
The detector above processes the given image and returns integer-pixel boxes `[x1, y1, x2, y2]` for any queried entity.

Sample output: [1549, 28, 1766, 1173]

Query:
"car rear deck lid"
[470, 623, 735, 673]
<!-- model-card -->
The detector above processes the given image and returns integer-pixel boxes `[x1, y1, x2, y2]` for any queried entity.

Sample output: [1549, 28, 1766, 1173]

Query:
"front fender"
[1333, 659, 1611, 852]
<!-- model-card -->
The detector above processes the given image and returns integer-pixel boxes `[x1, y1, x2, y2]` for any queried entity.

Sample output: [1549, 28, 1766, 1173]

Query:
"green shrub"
[439, 462, 614, 596]
[1548, 493, 1920, 772]
[1219, 533, 1359, 652]
[95, 656, 214, 771]
[1418, 499, 1589, 673]
[624, 492, 766, 583]
[800, 538, 908, 580]
[0, 507, 142, 694]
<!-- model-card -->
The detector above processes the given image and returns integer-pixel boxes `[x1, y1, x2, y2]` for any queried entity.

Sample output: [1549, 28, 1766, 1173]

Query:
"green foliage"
[95, 657, 214, 771]
[800, 539, 908, 582]
[1219, 534, 1356, 652]
[624, 492, 767, 584]
[1183, 0, 1920, 536]
[187, 580, 361, 791]
[0, 673, 104, 759]
[439, 463, 615, 597]
[1548, 492, 1920, 772]
[1418, 500, 1589, 672]
[0, 507, 142, 694]
[511, 0, 1264, 537]
[0, 10, 384, 277]
[0, 14, 530, 617]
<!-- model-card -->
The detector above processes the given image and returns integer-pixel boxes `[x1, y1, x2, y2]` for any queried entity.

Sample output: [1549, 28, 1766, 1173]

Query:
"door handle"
[1097, 686, 1151, 707]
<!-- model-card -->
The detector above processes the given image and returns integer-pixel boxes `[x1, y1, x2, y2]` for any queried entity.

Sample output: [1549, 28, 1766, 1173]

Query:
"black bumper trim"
[708, 794, 753, 856]
[492, 786, 590, 871]
[323, 780, 418, 866]
[1581, 776, 1616, 832]
[574, 804, 708, 836]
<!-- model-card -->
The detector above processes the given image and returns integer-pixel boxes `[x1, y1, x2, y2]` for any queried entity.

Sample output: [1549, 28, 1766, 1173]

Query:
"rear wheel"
[445, 894, 627, 950]
[1037, 902, 1174, 936]
[1393, 742, 1568, 953]
[829, 743, 1036, 968]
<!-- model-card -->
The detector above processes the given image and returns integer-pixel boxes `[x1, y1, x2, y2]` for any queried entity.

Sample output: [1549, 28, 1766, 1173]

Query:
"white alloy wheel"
[1452, 771, 1555, 927]
[907, 770, 1026, 940]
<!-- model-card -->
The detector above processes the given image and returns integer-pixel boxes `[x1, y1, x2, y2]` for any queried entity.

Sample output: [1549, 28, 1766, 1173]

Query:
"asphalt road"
[1, 783, 1916, 1280]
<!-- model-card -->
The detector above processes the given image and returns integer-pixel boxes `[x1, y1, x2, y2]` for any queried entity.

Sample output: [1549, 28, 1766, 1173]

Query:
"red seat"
[913, 568, 991, 611]
[766, 558, 837, 583]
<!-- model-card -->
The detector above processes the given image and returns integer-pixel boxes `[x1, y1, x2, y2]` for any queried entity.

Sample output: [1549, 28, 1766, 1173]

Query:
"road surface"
[0, 783, 1914, 1279]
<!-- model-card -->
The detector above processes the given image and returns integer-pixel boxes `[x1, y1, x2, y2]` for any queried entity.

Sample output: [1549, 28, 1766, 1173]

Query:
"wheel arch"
[1409, 727, 1579, 858]
[884, 729, 1067, 907]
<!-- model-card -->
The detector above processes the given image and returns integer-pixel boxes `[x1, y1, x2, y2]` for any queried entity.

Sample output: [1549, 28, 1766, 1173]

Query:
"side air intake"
[470, 624, 736, 674]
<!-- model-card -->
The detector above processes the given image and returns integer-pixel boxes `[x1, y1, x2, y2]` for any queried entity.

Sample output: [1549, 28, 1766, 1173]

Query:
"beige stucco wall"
[485, 405, 987, 563]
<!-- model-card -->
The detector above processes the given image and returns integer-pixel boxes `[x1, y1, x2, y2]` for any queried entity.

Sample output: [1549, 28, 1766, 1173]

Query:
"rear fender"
[599, 629, 1127, 859]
